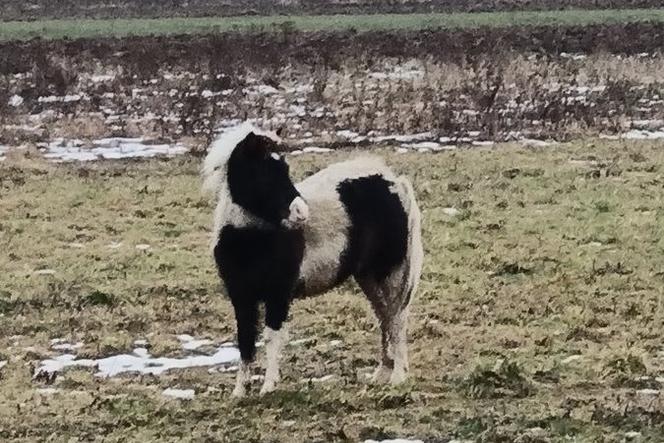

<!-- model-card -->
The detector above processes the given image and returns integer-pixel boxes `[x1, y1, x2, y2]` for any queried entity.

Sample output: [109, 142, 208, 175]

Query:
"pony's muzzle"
[283, 196, 309, 229]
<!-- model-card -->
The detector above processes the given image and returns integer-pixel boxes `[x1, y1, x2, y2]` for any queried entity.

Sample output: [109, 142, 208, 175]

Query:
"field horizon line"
[2, 8, 664, 42]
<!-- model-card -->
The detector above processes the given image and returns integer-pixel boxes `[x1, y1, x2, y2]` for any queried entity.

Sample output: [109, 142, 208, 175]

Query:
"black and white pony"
[202, 123, 423, 397]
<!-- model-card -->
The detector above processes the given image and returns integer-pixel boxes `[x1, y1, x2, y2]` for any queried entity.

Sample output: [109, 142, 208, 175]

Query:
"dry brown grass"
[1, 139, 664, 441]
[3, 52, 664, 152]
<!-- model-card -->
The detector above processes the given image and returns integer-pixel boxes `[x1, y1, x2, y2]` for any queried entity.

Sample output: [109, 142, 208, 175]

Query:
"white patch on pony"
[232, 361, 253, 398]
[203, 121, 281, 253]
[295, 156, 398, 296]
[260, 325, 288, 395]
[282, 196, 309, 229]
[270, 152, 281, 160]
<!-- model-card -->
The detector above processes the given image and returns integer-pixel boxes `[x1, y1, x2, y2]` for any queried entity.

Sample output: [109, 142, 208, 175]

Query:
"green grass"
[1, 139, 664, 441]
[2, 8, 664, 41]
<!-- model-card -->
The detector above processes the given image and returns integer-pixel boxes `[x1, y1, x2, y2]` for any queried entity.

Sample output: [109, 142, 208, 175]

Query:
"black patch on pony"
[227, 132, 300, 226]
[336, 174, 409, 282]
[214, 225, 304, 361]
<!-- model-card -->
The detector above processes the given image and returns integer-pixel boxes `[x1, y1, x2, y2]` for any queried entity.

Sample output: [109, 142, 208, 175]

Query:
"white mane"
[201, 121, 281, 196]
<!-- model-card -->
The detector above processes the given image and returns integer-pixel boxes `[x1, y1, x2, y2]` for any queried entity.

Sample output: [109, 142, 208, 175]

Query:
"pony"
[202, 122, 423, 397]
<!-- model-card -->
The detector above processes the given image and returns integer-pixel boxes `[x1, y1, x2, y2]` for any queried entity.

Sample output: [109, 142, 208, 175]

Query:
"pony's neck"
[213, 182, 269, 233]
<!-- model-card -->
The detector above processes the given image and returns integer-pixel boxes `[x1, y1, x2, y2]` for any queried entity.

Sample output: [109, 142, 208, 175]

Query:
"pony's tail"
[395, 176, 424, 308]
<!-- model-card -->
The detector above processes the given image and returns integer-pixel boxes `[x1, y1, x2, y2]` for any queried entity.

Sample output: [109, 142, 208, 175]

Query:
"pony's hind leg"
[388, 306, 409, 384]
[357, 277, 402, 384]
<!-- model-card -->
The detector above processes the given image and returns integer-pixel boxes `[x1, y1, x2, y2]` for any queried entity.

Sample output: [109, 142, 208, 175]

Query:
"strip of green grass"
[2, 8, 664, 41]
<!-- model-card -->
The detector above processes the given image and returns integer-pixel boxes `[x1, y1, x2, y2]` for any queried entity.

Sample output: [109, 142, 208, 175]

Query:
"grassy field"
[2, 8, 664, 41]
[1, 139, 664, 441]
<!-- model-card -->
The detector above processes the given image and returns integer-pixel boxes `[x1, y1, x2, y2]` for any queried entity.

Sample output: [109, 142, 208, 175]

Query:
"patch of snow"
[201, 90, 221, 98]
[560, 52, 588, 60]
[329, 340, 343, 348]
[619, 130, 664, 140]
[208, 364, 239, 374]
[406, 141, 441, 150]
[630, 119, 664, 129]
[368, 66, 424, 80]
[302, 374, 335, 383]
[561, 355, 582, 364]
[41, 138, 188, 162]
[0, 361, 7, 370]
[336, 130, 360, 139]
[472, 140, 494, 146]
[34, 269, 56, 275]
[134, 339, 148, 347]
[520, 139, 554, 147]
[637, 388, 659, 396]
[8, 94, 23, 107]
[178, 335, 213, 351]
[38, 94, 85, 103]
[162, 388, 195, 400]
[243, 85, 279, 95]
[289, 105, 307, 117]
[302, 147, 332, 154]
[625, 431, 642, 439]
[34, 344, 240, 378]
[89, 74, 115, 83]
[372, 132, 435, 143]
[51, 342, 83, 352]
[442, 208, 460, 216]
[36, 388, 59, 395]
[135, 244, 151, 251]
[290, 338, 315, 346]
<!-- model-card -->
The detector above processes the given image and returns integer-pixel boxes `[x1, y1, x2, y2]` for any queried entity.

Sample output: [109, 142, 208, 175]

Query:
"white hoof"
[232, 385, 246, 398]
[389, 367, 407, 385]
[259, 382, 276, 395]
[371, 365, 392, 384]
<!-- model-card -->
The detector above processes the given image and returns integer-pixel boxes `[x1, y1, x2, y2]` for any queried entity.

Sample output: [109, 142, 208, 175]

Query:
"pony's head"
[202, 122, 308, 229]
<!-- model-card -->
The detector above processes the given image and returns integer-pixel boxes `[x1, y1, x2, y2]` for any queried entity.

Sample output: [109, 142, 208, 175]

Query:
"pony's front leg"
[260, 299, 290, 395]
[232, 301, 258, 398]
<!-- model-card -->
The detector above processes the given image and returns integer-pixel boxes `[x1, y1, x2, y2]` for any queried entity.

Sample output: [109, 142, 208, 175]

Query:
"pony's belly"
[296, 231, 348, 297]
[296, 261, 344, 298]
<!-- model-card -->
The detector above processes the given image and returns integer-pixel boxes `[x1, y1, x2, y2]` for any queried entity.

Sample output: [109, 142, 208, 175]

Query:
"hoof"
[371, 365, 392, 384]
[232, 385, 246, 398]
[389, 368, 407, 385]
[259, 382, 276, 395]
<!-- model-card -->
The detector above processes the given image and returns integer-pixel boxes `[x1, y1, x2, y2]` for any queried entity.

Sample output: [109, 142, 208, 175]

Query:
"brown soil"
[1, 0, 661, 21]
[2, 23, 664, 77]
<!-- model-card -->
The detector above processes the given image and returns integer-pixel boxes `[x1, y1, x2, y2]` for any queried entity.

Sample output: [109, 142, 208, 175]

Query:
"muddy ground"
[1, 0, 661, 21]
[4, 23, 664, 73]
[2, 24, 664, 161]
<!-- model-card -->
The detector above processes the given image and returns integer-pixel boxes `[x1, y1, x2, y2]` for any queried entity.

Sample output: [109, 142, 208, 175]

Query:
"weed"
[461, 359, 532, 399]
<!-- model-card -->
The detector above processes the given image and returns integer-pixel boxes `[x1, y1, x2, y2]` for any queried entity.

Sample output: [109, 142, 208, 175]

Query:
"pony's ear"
[238, 132, 268, 159]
